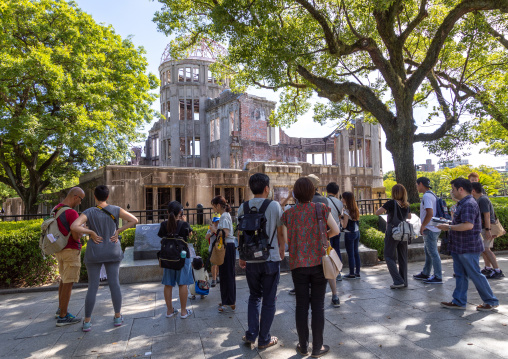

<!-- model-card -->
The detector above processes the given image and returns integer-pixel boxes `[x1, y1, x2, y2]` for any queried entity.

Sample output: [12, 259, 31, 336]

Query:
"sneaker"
[56, 313, 81, 327]
[355, 273, 361, 279]
[82, 320, 92, 332]
[211, 279, 216, 287]
[55, 308, 60, 319]
[476, 303, 499, 312]
[289, 289, 296, 295]
[180, 309, 193, 319]
[344, 274, 356, 279]
[488, 270, 505, 280]
[413, 272, 430, 280]
[216, 277, 220, 284]
[114, 315, 123, 327]
[336, 273, 342, 282]
[481, 267, 494, 276]
[331, 295, 340, 307]
[423, 275, 443, 284]
[440, 301, 465, 310]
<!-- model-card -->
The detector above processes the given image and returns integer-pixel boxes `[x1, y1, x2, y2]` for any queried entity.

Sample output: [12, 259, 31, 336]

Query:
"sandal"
[218, 304, 236, 313]
[258, 336, 278, 349]
[311, 344, 330, 358]
[242, 336, 255, 345]
[296, 343, 309, 355]
[180, 309, 193, 319]
[165, 308, 178, 318]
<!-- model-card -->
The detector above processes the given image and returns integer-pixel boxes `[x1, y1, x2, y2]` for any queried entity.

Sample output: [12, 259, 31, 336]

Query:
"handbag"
[209, 229, 226, 266]
[391, 202, 415, 242]
[490, 218, 506, 238]
[315, 203, 343, 279]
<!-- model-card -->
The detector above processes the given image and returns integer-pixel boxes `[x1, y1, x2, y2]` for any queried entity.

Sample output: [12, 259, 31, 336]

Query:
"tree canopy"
[0, 0, 159, 214]
[153, 0, 508, 202]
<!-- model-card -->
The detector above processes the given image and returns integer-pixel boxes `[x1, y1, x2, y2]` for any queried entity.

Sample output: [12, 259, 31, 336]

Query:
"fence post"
[197, 204, 204, 225]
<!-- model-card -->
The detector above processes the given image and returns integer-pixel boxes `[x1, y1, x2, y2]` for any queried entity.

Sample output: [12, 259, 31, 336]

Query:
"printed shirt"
[53, 203, 80, 250]
[449, 195, 484, 254]
[281, 202, 329, 270]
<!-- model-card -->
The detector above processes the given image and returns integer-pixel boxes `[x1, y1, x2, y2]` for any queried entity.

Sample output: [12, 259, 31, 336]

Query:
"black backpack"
[237, 199, 277, 261]
[428, 191, 451, 220]
[157, 222, 189, 270]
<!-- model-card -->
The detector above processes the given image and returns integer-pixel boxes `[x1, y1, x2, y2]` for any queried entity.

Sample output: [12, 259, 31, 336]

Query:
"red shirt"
[281, 202, 329, 270]
[53, 203, 80, 250]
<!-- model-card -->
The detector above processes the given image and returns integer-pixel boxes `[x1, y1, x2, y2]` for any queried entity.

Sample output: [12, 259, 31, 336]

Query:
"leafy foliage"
[0, 0, 159, 214]
[154, 0, 508, 202]
[359, 215, 385, 260]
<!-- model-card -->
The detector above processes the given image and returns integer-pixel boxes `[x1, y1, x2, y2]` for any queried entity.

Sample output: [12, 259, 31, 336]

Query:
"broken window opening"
[186, 68, 192, 82]
[178, 68, 184, 82]
[193, 68, 199, 82]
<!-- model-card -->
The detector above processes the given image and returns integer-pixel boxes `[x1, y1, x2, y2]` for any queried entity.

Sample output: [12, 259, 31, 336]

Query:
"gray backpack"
[39, 206, 71, 257]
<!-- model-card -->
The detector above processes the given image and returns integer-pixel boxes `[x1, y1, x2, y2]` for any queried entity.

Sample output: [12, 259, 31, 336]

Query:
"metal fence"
[0, 199, 387, 224]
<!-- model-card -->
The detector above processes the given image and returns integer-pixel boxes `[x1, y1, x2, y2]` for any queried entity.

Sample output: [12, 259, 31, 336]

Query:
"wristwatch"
[448, 224, 452, 231]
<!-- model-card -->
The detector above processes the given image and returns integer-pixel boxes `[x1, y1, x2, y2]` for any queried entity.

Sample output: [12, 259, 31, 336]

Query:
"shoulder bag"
[315, 203, 343, 279]
[391, 202, 416, 242]
[210, 229, 226, 266]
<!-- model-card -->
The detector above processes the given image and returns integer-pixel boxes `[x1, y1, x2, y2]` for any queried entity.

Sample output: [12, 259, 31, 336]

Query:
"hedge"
[359, 215, 385, 260]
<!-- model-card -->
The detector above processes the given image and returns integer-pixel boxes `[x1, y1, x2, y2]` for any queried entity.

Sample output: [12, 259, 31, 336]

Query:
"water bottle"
[180, 250, 186, 258]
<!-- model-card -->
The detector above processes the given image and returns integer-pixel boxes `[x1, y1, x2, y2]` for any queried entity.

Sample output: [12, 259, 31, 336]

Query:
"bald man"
[54, 187, 85, 327]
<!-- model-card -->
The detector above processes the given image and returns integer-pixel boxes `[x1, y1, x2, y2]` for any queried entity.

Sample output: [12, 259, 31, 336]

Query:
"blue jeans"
[329, 234, 343, 263]
[451, 252, 499, 307]
[344, 231, 360, 275]
[245, 261, 280, 346]
[422, 230, 442, 279]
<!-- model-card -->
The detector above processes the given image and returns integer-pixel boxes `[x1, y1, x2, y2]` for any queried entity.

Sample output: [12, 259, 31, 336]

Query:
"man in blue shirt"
[437, 178, 499, 311]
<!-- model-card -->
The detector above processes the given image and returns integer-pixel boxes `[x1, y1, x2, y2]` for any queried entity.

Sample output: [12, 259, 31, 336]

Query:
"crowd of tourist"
[49, 173, 502, 358]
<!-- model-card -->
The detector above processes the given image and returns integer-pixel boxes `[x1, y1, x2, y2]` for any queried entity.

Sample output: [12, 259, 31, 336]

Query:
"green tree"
[0, 0, 159, 214]
[153, 0, 508, 202]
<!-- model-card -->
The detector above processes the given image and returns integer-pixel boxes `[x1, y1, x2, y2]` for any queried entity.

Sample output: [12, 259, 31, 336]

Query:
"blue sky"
[74, 0, 508, 173]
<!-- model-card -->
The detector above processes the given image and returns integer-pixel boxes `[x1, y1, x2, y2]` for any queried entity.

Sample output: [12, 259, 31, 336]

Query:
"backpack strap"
[257, 199, 272, 215]
[243, 200, 250, 214]
[96, 205, 118, 229]
[173, 220, 184, 237]
[52, 206, 71, 233]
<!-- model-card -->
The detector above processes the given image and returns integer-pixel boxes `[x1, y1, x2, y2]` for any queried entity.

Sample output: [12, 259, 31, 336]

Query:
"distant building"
[439, 159, 469, 170]
[417, 159, 435, 172]
[493, 162, 508, 173]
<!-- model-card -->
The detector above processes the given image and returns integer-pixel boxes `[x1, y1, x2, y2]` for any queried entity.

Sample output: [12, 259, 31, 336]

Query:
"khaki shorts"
[481, 230, 494, 249]
[55, 248, 81, 283]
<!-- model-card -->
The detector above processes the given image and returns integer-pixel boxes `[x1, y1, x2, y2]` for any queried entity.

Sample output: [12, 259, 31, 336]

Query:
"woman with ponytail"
[211, 195, 236, 313]
[158, 201, 194, 319]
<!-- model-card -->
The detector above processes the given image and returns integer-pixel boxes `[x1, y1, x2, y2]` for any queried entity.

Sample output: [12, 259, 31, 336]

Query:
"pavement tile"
[151, 333, 205, 358]
[3, 332, 62, 359]
[199, 327, 261, 359]
[131, 316, 175, 338]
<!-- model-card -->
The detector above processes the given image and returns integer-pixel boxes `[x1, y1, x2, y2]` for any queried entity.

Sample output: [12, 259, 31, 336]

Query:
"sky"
[74, 0, 508, 173]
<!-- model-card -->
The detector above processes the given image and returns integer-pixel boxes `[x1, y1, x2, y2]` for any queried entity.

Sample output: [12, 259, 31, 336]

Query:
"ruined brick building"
[2, 40, 384, 216]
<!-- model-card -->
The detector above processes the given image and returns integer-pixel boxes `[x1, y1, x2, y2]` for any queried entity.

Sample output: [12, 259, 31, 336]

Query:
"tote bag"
[315, 203, 343, 279]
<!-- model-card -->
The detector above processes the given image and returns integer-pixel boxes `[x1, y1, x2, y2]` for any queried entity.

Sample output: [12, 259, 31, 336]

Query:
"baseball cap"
[416, 177, 432, 189]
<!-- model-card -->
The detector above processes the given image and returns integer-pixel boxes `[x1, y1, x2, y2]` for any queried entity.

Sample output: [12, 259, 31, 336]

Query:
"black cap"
[416, 177, 432, 189]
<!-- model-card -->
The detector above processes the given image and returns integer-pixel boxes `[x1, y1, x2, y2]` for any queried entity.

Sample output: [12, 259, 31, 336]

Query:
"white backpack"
[39, 206, 71, 257]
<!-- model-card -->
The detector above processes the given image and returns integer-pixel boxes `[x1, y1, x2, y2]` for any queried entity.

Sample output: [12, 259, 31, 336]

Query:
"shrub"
[0, 219, 58, 287]
[492, 203, 508, 251]
[189, 224, 210, 263]
[359, 215, 385, 260]
[121, 228, 135, 251]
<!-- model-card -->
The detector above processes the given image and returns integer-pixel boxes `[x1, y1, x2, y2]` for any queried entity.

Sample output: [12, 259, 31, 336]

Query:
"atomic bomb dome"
[160, 38, 228, 64]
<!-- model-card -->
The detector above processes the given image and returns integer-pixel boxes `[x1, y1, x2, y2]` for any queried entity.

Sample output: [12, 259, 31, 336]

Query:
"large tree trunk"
[386, 136, 420, 203]
[22, 188, 40, 216]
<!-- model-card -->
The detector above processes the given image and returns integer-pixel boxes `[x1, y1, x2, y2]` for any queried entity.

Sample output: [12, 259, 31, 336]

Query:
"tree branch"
[294, 0, 339, 54]
[414, 70, 459, 142]
[296, 65, 396, 127]
[37, 149, 61, 176]
[400, 0, 428, 44]
[407, 0, 508, 94]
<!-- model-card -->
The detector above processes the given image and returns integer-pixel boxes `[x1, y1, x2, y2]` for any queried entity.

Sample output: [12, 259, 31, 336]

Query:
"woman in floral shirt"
[281, 177, 340, 357]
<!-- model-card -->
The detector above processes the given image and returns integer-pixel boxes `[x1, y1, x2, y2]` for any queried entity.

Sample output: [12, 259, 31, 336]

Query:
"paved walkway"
[1, 256, 507, 359]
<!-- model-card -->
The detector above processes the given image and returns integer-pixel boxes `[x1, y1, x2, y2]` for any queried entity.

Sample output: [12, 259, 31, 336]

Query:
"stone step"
[120, 245, 379, 284]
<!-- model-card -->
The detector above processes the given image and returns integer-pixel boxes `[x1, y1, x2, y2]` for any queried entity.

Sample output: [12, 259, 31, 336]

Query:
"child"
[189, 257, 210, 300]
[205, 216, 220, 286]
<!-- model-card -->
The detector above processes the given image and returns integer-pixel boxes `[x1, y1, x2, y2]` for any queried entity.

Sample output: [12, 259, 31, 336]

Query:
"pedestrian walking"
[281, 177, 340, 357]
[70, 185, 138, 332]
[471, 182, 505, 279]
[376, 184, 411, 289]
[437, 178, 499, 311]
